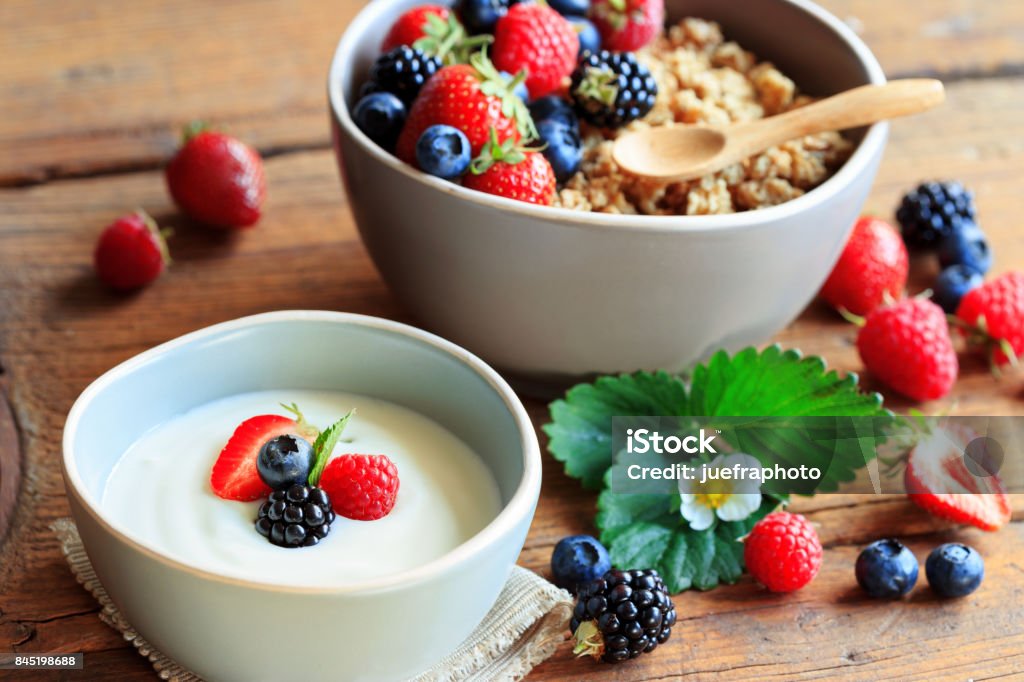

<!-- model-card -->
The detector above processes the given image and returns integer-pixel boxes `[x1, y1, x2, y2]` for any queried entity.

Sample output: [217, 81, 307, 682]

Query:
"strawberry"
[743, 511, 822, 592]
[463, 131, 556, 205]
[210, 409, 316, 501]
[395, 53, 535, 165]
[165, 124, 266, 229]
[819, 217, 908, 316]
[319, 454, 400, 521]
[381, 5, 450, 52]
[856, 298, 958, 402]
[905, 424, 1012, 531]
[493, 4, 579, 99]
[955, 271, 1024, 366]
[93, 210, 169, 291]
[590, 0, 664, 52]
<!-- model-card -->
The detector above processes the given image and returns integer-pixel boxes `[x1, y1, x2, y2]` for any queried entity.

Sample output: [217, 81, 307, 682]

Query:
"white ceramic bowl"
[62, 311, 541, 682]
[329, 0, 888, 385]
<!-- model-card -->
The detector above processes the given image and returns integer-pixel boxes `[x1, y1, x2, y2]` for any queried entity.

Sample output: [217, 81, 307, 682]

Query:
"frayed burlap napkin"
[52, 519, 572, 682]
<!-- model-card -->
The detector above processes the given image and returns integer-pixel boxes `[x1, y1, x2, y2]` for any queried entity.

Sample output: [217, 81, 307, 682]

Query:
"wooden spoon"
[611, 79, 945, 181]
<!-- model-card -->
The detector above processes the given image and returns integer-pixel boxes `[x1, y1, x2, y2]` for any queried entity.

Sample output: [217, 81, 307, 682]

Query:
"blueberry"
[256, 435, 314, 490]
[529, 95, 578, 129]
[568, 16, 601, 58]
[933, 265, 984, 314]
[499, 70, 529, 103]
[415, 125, 472, 179]
[551, 534, 612, 592]
[926, 543, 984, 597]
[855, 539, 919, 598]
[455, 0, 508, 35]
[937, 222, 992, 274]
[352, 92, 406, 151]
[548, 0, 588, 15]
[536, 119, 583, 182]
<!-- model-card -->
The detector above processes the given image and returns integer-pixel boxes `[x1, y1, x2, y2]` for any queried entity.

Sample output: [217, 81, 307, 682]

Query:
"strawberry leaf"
[308, 409, 355, 486]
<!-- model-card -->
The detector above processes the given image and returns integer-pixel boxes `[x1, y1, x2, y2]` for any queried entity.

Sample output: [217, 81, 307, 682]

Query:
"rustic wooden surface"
[1, 1, 1023, 680]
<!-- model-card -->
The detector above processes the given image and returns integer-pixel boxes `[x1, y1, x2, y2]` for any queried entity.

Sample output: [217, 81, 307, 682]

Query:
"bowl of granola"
[329, 0, 888, 384]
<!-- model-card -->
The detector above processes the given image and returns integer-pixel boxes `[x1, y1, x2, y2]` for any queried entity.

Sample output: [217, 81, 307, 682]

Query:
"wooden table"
[2, 1, 1023, 679]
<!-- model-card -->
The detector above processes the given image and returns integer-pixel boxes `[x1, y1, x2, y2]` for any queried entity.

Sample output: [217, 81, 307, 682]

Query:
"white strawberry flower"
[678, 452, 763, 531]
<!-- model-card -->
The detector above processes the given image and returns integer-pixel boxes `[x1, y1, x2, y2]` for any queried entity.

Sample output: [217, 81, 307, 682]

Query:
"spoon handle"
[729, 79, 945, 155]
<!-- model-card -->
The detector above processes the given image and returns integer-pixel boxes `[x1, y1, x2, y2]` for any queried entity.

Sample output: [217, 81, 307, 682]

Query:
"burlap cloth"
[52, 519, 572, 681]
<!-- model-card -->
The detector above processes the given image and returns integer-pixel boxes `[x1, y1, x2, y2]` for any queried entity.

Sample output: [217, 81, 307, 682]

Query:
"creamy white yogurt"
[101, 390, 502, 587]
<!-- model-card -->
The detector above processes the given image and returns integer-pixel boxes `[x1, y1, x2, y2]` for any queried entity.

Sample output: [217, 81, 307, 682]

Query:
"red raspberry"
[93, 210, 169, 291]
[856, 298, 958, 402]
[590, 0, 664, 52]
[956, 271, 1024, 366]
[493, 3, 579, 99]
[381, 5, 450, 52]
[744, 511, 822, 592]
[819, 217, 908, 316]
[319, 454, 400, 521]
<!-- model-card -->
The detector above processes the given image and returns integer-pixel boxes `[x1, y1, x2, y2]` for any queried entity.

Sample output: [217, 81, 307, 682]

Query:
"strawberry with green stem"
[463, 128, 556, 205]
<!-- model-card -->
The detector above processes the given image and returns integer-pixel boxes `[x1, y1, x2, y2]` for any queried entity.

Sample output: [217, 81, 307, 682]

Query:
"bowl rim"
[328, 0, 889, 234]
[61, 310, 542, 595]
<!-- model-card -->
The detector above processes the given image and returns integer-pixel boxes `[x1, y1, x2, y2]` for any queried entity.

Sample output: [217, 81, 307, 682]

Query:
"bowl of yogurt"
[62, 311, 541, 682]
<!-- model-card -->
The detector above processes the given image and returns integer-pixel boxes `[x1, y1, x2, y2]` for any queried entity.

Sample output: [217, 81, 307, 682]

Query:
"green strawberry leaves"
[307, 409, 355, 486]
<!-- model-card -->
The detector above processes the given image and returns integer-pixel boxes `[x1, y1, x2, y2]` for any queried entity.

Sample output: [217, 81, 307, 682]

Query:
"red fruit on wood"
[955, 271, 1024, 366]
[590, 0, 664, 52]
[381, 5, 450, 52]
[743, 511, 822, 592]
[319, 454, 400, 521]
[493, 3, 579, 99]
[210, 415, 300, 501]
[820, 217, 909, 316]
[93, 210, 169, 291]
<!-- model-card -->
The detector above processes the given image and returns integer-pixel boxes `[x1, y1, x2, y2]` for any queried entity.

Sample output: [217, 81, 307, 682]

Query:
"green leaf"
[308, 409, 355, 485]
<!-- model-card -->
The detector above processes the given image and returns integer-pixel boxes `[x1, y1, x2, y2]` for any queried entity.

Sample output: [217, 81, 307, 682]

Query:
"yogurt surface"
[101, 390, 502, 587]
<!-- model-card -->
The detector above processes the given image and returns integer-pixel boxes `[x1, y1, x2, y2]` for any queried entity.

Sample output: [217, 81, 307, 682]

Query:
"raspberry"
[319, 454, 400, 521]
[743, 511, 822, 592]
[255, 484, 335, 548]
[571, 569, 676, 664]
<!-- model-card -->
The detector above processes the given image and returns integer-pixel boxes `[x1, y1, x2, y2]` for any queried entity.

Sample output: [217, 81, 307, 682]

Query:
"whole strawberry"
[493, 3, 579, 99]
[820, 217, 909, 316]
[856, 298, 958, 401]
[165, 124, 266, 229]
[381, 5, 450, 52]
[319, 454, 400, 521]
[464, 132, 556, 205]
[94, 210, 169, 291]
[395, 53, 534, 165]
[956, 271, 1024, 366]
[590, 0, 664, 52]
[744, 511, 822, 592]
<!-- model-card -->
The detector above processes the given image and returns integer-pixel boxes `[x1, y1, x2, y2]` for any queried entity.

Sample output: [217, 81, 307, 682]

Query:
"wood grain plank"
[0, 391, 21, 549]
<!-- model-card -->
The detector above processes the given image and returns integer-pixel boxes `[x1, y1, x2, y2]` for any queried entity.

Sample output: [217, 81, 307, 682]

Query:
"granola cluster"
[553, 18, 854, 215]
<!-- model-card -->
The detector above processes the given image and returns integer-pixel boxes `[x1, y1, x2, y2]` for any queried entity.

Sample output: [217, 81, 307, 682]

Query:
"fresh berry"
[368, 46, 442, 106]
[500, 70, 530, 103]
[570, 50, 657, 128]
[819, 217, 909, 316]
[381, 5, 450, 52]
[395, 53, 534, 165]
[166, 127, 266, 229]
[463, 132, 556, 205]
[955, 271, 1024, 366]
[551, 535, 612, 592]
[455, 0, 508, 35]
[256, 434, 315, 490]
[925, 543, 984, 598]
[743, 511, 822, 592]
[937, 222, 991, 275]
[855, 298, 958, 402]
[855, 539, 919, 598]
[571, 569, 676, 663]
[256, 484, 336, 548]
[589, 0, 663, 52]
[933, 265, 983, 314]
[416, 124, 472, 179]
[319, 454, 400, 521]
[211, 412, 312, 501]
[93, 211, 169, 291]
[529, 95, 579, 129]
[896, 181, 976, 250]
[569, 16, 602, 58]
[352, 92, 407, 151]
[536, 119, 583, 182]
[493, 3, 579, 99]
[904, 424, 1011, 531]
[550, 0, 589, 16]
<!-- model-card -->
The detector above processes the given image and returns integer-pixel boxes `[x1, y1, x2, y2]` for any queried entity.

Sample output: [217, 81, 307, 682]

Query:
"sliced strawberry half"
[210, 414, 303, 501]
[904, 424, 1012, 531]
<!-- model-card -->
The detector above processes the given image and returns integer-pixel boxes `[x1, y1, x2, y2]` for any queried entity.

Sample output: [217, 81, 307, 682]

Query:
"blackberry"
[896, 181, 977, 249]
[368, 46, 442, 106]
[255, 484, 335, 548]
[569, 50, 657, 129]
[570, 569, 676, 663]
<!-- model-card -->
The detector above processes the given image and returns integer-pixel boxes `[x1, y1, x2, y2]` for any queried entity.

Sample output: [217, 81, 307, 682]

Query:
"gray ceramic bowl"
[329, 0, 887, 385]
